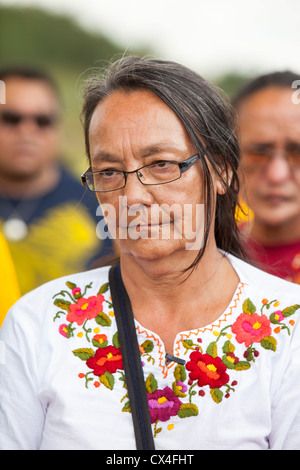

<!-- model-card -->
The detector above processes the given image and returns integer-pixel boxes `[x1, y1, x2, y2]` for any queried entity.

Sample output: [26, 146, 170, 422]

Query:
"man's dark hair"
[232, 70, 300, 108]
[81, 55, 249, 270]
[0, 65, 61, 102]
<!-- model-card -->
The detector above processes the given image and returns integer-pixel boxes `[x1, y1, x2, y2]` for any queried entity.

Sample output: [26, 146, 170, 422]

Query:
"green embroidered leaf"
[177, 403, 198, 418]
[174, 364, 187, 383]
[54, 298, 71, 312]
[99, 371, 115, 390]
[206, 341, 218, 358]
[172, 380, 187, 398]
[222, 340, 235, 354]
[221, 355, 236, 369]
[66, 281, 77, 289]
[244, 347, 256, 362]
[234, 360, 251, 371]
[182, 339, 194, 352]
[270, 312, 280, 324]
[72, 348, 95, 361]
[98, 282, 109, 295]
[95, 312, 111, 327]
[261, 336, 277, 352]
[122, 401, 131, 412]
[282, 304, 300, 318]
[92, 338, 108, 348]
[141, 340, 154, 353]
[243, 298, 256, 315]
[210, 388, 223, 404]
[112, 331, 120, 349]
[145, 373, 158, 394]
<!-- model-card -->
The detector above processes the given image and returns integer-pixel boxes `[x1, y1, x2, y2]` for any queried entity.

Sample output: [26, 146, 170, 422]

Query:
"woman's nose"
[122, 170, 154, 207]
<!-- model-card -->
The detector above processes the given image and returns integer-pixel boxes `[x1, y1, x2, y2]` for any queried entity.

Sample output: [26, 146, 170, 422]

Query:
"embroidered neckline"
[135, 282, 247, 378]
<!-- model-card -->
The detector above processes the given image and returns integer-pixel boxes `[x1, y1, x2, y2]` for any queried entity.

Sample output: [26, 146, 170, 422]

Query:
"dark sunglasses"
[0, 110, 58, 128]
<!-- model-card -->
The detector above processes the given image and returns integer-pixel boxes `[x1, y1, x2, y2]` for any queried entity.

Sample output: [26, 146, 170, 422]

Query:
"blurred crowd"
[0, 66, 114, 326]
[0, 63, 300, 326]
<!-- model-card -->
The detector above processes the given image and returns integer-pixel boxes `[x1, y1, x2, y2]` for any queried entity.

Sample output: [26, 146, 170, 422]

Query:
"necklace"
[2, 217, 29, 241]
[0, 194, 43, 242]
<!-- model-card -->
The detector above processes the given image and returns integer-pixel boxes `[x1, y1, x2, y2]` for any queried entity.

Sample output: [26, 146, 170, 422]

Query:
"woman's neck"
[120, 243, 239, 346]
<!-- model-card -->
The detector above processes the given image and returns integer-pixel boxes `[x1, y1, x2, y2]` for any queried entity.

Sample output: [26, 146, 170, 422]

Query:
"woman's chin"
[118, 237, 197, 267]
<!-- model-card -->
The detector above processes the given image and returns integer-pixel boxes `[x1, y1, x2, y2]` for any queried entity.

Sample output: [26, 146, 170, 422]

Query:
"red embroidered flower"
[186, 351, 229, 389]
[147, 386, 182, 424]
[67, 295, 104, 326]
[86, 345, 123, 376]
[232, 312, 272, 347]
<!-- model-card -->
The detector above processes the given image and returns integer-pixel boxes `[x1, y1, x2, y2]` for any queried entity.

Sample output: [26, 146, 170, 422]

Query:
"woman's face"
[88, 89, 210, 263]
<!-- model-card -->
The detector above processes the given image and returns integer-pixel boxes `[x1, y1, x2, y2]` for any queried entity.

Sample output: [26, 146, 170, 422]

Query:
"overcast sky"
[2, 0, 300, 77]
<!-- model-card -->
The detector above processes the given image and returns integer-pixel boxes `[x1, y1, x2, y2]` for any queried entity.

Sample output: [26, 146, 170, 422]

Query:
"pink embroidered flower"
[59, 324, 68, 338]
[72, 287, 82, 299]
[67, 295, 104, 326]
[176, 381, 188, 393]
[147, 386, 182, 424]
[86, 345, 123, 376]
[272, 310, 284, 322]
[186, 351, 229, 389]
[232, 312, 272, 347]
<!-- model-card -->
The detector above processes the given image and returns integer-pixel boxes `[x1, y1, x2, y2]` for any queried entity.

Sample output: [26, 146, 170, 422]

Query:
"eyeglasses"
[242, 143, 300, 173]
[0, 110, 58, 129]
[81, 153, 200, 192]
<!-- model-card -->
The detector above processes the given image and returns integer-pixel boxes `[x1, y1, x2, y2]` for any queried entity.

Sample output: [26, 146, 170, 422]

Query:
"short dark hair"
[81, 55, 249, 269]
[0, 65, 61, 103]
[232, 70, 300, 108]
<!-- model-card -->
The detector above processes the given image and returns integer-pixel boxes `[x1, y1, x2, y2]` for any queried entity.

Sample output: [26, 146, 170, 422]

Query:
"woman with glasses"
[1, 56, 300, 450]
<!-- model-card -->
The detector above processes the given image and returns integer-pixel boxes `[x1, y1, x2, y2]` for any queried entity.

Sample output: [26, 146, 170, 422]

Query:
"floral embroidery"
[231, 312, 272, 347]
[53, 280, 299, 439]
[186, 352, 230, 389]
[148, 387, 182, 424]
[67, 295, 105, 326]
[86, 345, 123, 376]
[144, 367, 198, 437]
[183, 297, 299, 405]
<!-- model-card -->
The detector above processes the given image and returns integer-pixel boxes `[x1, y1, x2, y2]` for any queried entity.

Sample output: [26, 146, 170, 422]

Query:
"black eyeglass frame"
[81, 153, 200, 193]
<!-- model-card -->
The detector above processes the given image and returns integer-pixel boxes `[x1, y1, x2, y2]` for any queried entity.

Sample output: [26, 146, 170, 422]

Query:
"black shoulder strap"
[109, 264, 155, 450]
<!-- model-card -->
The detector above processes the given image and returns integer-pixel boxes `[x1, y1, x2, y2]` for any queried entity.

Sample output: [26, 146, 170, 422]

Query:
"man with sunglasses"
[232, 71, 300, 283]
[0, 67, 113, 297]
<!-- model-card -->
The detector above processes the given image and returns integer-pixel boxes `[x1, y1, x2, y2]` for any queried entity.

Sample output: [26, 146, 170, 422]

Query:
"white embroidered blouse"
[1, 254, 300, 450]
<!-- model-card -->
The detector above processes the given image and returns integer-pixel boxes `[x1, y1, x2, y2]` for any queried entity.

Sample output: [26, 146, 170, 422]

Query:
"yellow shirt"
[0, 231, 20, 327]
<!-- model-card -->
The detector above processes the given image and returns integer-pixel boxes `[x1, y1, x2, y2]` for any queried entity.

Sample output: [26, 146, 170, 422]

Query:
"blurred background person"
[0, 66, 114, 296]
[0, 230, 20, 327]
[232, 71, 300, 283]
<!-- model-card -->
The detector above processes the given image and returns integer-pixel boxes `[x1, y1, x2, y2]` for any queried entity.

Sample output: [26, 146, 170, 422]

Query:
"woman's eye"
[101, 169, 120, 177]
[152, 161, 172, 170]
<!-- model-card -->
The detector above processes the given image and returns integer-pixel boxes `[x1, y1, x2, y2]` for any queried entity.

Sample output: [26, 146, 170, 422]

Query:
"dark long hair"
[81, 55, 249, 269]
